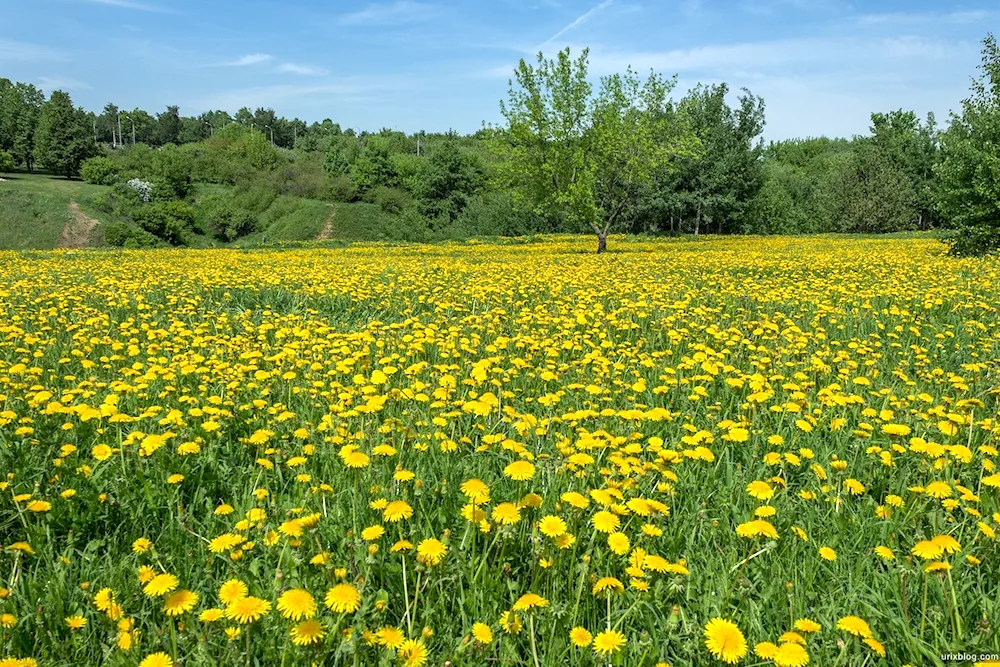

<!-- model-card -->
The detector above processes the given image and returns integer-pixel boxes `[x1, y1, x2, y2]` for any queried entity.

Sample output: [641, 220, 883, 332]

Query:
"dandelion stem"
[528, 614, 542, 667]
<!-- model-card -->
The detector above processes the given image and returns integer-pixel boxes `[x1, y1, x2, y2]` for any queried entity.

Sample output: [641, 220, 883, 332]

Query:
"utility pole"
[205, 120, 214, 137]
[117, 113, 123, 150]
[265, 124, 274, 146]
[93, 119, 98, 143]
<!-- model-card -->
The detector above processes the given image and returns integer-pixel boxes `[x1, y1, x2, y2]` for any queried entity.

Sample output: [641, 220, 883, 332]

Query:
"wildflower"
[163, 590, 198, 616]
[325, 584, 361, 613]
[290, 619, 326, 646]
[570, 626, 593, 647]
[704, 618, 747, 663]
[592, 629, 626, 656]
[224, 596, 271, 624]
[277, 589, 317, 620]
[471, 622, 493, 644]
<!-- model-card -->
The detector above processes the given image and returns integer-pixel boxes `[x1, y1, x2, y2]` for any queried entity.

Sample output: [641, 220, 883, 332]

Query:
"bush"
[103, 222, 132, 247]
[199, 195, 258, 241]
[455, 192, 544, 237]
[0, 150, 16, 173]
[80, 157, 118, 185]
[369, 186, 411, 214]
[328, 176, 357, 203]
[103, 222, 158, 248]
[947, 226, 1000, 257]
[132, 200, 196, 245]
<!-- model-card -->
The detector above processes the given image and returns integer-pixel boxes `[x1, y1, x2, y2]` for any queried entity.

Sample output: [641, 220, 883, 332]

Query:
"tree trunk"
[597, 232, 607, 254]
[695, 203, 702, 236]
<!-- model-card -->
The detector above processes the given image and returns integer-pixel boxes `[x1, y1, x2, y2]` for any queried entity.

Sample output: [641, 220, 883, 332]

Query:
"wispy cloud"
[852, 9, 997, 27]
[278, 63, 331, 76]
[221, 53, 274, 67]
[198, 81, 387, 112]
[37, 75, 92, 91]
[339, 1, 436, 25]
[82, 0, 165, 12]
[0, 39, 67, 62]
[540, 0, 614, 48]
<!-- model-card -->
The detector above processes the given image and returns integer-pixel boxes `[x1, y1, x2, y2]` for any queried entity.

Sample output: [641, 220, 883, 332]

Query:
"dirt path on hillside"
[59, 202, 99, 248]
[316, 205, 335, 240]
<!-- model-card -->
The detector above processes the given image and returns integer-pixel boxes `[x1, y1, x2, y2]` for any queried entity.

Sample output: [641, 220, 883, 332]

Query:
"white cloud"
[0, 39, 66, 62]
[278, 63, 331, 76]
[852, 9, 996, 27]
[540, 0, 614, 48]
[37, 75, 92, 92]
[222, 53, 274, 67]
[198, 81, 384, 112]
[339, 1, 436, 25]
[82, 0, 164, 12]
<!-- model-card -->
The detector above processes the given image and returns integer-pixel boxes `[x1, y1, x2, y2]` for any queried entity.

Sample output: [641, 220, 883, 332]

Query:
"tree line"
[1, 33, 998, 254]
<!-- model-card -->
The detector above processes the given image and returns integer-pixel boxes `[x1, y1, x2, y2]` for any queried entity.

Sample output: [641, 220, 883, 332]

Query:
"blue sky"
[1, 0, 995, 139]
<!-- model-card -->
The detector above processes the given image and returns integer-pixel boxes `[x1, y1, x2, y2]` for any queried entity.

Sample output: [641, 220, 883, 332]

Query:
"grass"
[0, 236, 998, 667]
[0, 172, 109, 249]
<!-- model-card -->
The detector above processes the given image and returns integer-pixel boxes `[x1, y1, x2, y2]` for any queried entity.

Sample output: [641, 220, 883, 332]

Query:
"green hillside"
[0, 171, 402, 250]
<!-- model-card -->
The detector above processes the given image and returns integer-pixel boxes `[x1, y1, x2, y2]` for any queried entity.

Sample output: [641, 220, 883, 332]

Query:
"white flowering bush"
[126, 178, 153, 202]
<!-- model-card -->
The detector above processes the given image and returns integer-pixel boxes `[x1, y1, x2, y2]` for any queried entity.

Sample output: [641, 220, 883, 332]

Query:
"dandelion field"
[1, 236, 999, 667]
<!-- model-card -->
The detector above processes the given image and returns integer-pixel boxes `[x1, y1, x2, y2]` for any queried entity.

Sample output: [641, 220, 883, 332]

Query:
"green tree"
[417, 141, 485, 221]
[665, 84, 765, 235]
[1, 82, 44, 171]
[155, 105, 181, 146]
[936, 33, 1000, 255]
[490, 47, 696, 252]
[34, 90, 98, 178]
[869, 109, 940, 228]
[0, 149, 15, 173]
[823, 140, 918, 233]
[351, 136, 397, 191]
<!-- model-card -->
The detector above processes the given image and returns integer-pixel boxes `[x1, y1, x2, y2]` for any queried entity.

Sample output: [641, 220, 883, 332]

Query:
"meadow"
[0, 235, 998, 667]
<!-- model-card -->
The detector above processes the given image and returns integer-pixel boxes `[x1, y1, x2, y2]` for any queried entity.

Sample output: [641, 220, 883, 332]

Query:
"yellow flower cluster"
[0, 235, 998, 665]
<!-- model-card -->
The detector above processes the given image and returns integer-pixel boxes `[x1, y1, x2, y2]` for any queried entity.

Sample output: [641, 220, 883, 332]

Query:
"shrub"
[370, 186, 411, 214]
[0, 150, 15, 173]
[328, 176, 358, 203]
[103, 222, 132, 247]
[199, 196, 258, 241]
[80, 157, 118, 185]
[126, 178, 153, 202]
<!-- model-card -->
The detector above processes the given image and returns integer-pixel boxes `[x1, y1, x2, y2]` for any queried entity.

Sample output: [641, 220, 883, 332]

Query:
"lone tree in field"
[489, 48, 697, 253]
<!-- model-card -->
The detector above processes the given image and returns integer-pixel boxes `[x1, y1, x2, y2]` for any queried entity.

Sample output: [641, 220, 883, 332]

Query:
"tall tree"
[668, 84, 765, 235]
[34, 90, 98, 178]
[869, 109, 940, 228]
[1, 81, 44, 171]
[101, 103, 120, 146]
[156, 105, 181, 145]
[490, 47, 696, 252]
[936, 33, 1000, 254]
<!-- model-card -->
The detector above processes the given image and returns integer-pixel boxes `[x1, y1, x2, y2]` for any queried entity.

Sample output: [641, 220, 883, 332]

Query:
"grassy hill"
[0, 170, 403, 250]
[0, 173, 109, 249]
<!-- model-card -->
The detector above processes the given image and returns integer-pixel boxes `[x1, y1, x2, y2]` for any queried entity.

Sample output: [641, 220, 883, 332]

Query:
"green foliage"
[34, 91, 98, 178]
[226, 130, 281, 172]
[490, 47, 696, 251]
[80, 156, 118, 185]
[368, 185, 411, 214]
[198, 194, 258, 241]
[0, 149, 14, 173]
[328, 175, 358, 202]
[454, 192, 546, 237]
[351, 136, 398, 191]
[416, 141, 486, 220]
[323, 135, 361, 175]
[937, 33, 1000, 256]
